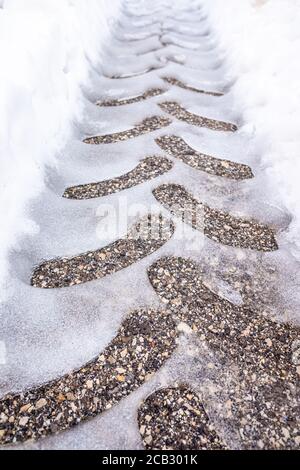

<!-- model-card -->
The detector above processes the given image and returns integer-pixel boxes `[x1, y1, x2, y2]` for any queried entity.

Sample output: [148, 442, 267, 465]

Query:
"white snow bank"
[0, 0, 120, 294]
[202, 0, 300, 260]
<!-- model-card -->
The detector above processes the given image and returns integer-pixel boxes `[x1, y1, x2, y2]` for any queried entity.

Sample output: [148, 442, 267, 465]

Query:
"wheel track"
[1, 0, 298, 450]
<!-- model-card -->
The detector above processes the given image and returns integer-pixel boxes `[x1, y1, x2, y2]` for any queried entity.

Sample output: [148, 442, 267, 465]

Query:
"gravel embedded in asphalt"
[148, 256, 300, 449]
[138, 385, 226, 450]
[156, 135, 253, 179]
[63, 156, 173, 200]
[158, 101, 238, 132]
[153, 183, 278, 251]
[96, 88, 166, 107]
[162, 76, 224, 96]
[83, 116, 172, 144]
[0, 308, 177, 445]
[31, 214, 174, 288]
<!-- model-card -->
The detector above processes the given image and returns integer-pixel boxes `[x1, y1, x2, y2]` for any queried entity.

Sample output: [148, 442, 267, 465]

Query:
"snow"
[0, 0, 249, 400]
[202, 0, 300, 261]
[1, 0, 300, 450]
[0, 0, 288, 400]
[0, 0, 120, 295]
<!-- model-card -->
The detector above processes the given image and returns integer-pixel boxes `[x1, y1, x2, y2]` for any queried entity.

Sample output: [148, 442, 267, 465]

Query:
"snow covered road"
[0, 0, 299, 450]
